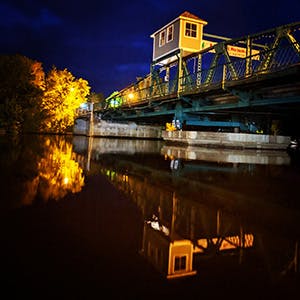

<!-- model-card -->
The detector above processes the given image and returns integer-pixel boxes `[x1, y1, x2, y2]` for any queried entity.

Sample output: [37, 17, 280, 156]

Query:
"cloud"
[115, 63, 149, 74]
[0, 3, 61, 30]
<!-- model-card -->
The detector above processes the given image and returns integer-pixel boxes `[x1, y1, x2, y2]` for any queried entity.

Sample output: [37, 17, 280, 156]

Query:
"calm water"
[1, 134, 300, 299]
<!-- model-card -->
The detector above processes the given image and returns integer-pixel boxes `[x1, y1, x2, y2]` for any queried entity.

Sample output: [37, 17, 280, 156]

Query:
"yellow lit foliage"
[31, 61, 45, 90]
[37, 138, 85, 201]
[41, 67, 90, 132]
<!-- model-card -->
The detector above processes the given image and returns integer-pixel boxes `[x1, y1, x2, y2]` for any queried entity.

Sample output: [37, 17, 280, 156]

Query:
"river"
[0, 134, 299, 299]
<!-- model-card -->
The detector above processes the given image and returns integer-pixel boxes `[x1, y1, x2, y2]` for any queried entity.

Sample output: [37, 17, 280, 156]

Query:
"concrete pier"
[74, 119, 291, 150]
[162, 130, 291, 150]
[73, 118, 163, 139]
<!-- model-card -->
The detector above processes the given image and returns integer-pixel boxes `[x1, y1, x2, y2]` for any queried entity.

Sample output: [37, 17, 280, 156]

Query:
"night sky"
[1, 0, 299, 97]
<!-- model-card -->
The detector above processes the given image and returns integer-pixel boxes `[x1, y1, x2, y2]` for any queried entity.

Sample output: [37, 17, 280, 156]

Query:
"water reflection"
[1, 135, 299, 294]
[162, 144, 291, 165]
[72, 135, 163, 155]
[98, 156, 299, 282]
[77, 136, 299, 210]
[37, 137, 85, 201]
[0, 135, 84, 210]
[75, 135, 299, 284]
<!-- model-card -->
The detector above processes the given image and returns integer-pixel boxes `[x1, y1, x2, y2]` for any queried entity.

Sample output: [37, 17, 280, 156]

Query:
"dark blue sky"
[1, 0, 299, 97]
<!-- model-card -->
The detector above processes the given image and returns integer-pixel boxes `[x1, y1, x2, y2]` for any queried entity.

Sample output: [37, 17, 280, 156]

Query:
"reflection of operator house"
[141, 220, 254, 279]
[139, 193, 254, 280]
[115, 172, 255, 280]
[102, 162, 255, 280]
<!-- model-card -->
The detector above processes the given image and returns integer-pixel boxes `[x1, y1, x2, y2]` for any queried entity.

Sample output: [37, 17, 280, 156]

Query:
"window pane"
[167, 25, 173, 42]
[185, 22, 197, 38]
[174, 256, 187, 271]
[159, 30, 166, 46]
[175, 257, 180, 271]
[181, 256, 186, 269]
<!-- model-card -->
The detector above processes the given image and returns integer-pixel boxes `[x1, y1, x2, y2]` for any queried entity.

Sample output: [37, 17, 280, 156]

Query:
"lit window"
[167, 25, 173, 43]
[174, 256, 187, 272]
[185, 22, 197, 38]
[159, 30, 166, 47]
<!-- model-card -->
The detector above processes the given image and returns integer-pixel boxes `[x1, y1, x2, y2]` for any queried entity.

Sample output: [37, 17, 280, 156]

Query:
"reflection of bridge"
[97, 160, 299, 280]
[79, 133, 299, 281]
[71, 135, 300, 281]
[102, 167, 255, 279]
[99, 19, 300, 134]
[72, 136, 291, 166]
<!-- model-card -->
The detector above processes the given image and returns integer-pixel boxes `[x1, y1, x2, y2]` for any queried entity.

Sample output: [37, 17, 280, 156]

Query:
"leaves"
[0, 54, 44, 133]
[41, 67, 90, 132]
[0, 54, 91, 134]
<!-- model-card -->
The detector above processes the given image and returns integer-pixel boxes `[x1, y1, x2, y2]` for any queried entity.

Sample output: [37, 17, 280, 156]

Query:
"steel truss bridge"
[98, 22, 300, 135]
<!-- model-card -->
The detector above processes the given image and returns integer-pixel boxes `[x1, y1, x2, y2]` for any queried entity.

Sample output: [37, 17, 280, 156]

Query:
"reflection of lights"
[146, 215, 170, 236]
[38, 138, 85, 201]
[150, 220, 160, 231]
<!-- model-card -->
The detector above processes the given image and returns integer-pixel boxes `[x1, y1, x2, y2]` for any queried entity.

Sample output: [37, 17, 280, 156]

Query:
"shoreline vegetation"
[0, 54, 104, 136]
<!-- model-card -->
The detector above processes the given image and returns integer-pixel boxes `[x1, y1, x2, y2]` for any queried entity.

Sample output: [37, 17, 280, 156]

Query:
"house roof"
[150, 11, 207, 37]
[180, 11, 204, 21]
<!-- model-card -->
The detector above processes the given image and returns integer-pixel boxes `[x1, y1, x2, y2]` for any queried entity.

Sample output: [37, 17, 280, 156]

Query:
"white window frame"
[185, 22, 197, 38]
[166, 25, 174, 43]
[159, 30, 166, 47]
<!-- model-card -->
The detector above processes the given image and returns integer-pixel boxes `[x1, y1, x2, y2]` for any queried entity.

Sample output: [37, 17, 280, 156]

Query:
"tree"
[41, 67, 90, 133]
[88, 92, 105, 110]
[0, 54, 44, 134]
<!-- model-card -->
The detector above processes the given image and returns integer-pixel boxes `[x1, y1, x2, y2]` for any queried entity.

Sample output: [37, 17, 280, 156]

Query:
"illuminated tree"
[41, 67, 90, 133]
[0, 54, 44, 134]
[31, 61, 46, 90]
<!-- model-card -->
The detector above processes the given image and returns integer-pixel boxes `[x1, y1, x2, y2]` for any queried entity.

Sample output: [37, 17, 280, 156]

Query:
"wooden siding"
[152, 20, 180, 61]
[151, 12, 207, 63]
[179, 20, 204, 53]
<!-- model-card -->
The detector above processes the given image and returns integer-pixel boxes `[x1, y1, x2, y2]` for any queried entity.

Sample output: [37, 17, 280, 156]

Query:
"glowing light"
[128, 93, 134, 100]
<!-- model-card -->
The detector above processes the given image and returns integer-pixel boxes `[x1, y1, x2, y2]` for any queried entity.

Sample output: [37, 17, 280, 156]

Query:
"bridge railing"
[179, 22, 300, 95]
[106, 22, 300, 109]
[179, 40, 300, 95]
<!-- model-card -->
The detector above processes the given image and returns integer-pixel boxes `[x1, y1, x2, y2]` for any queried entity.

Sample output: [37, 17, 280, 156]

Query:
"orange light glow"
[128, 93, 134, 100]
